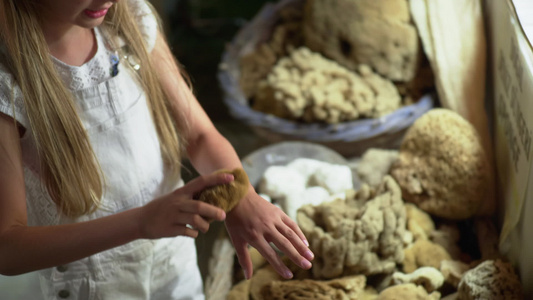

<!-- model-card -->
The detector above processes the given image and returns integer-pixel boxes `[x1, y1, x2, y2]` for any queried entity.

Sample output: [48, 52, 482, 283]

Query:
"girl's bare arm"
[152, 32, 314, 279]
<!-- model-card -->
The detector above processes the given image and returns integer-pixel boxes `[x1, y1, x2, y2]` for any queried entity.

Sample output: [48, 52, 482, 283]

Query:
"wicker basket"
[217, 0, 434, 157]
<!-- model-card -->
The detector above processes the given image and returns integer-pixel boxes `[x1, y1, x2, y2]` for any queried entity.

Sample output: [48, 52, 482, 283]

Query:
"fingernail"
[305, 250, 314, 260]
[220, 211, 226, 220]
[243, 268, 249, 280]
[225, 174, 234, 181]
[284, 269, 293, 279]
[303, 239, 309, 247]
[301, 259, 312, 269]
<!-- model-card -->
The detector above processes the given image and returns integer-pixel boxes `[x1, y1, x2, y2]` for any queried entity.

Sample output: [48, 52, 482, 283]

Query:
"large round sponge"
[390, 109, 490, 219]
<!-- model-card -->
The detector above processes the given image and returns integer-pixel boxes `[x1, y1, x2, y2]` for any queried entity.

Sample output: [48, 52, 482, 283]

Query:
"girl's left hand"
[224, 187, 314, 280]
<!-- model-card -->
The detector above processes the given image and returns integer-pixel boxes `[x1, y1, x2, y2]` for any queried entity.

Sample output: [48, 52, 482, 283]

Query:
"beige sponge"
[390, 109, 490, 219]
[198, 168, 250, 212]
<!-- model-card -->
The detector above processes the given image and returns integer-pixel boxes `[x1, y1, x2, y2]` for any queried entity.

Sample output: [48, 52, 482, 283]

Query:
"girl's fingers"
[179, 172, 234, 197]
[178, 199, 226, 222]
[268, 228, 312, 270]
[169, 225, 199, 239]
[232, 238, 253, 280]
[173, 212, 210, 233]
[252, 238, 293, 279]
[276, 222, 314, 260]
[281, 214, 310, 247]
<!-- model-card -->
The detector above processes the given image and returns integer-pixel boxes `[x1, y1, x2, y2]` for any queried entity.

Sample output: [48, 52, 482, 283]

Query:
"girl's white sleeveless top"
[0, 1, 204, 299]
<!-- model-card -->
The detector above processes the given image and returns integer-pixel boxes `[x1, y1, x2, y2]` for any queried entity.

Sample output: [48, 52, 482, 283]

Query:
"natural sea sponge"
[198, 168, 250, 212]
[392, 267, 444, 293]
[440, 260, 470, 288]
[253, 47, 401, 124]
[298, 176, 406, 279]
[258, 158, 354, 221]
[405, 203, 435, 241]
[403, 239, 452, 274]
[390, 109, 490, 219]
[377, 283, 441, 300]
[261, 275, 366, 300]
[226, 279, 251, 300]
[239, 4, 304, 99]
[250, 266, 283, 300]
[357, 148, 399, 188]
[457, 260, 523, 300]
[302, 0, 420, 82]
[239, 44, 277, 99]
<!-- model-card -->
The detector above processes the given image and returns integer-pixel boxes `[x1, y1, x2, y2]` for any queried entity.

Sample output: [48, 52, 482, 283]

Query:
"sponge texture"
[199, 168, 250, 212]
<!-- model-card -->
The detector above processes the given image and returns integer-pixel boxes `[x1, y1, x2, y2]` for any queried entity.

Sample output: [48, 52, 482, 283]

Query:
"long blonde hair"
[0, 1, 184, 217]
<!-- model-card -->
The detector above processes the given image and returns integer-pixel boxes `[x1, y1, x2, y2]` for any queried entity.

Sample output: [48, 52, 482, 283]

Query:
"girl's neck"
[43, 25, 98, 67]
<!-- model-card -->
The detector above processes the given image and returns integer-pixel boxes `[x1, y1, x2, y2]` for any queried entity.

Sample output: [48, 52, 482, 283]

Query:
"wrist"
[246, 183, 256, 197]
[122, 206, 145, 240]
[228, 186, 255, 217]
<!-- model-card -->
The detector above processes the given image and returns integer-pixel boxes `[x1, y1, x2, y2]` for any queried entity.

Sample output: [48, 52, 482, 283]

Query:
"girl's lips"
[84, 8, 109, 19]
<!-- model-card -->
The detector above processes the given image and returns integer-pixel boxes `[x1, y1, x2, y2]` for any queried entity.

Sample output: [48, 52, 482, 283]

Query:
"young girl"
[0, 0, 314, 299]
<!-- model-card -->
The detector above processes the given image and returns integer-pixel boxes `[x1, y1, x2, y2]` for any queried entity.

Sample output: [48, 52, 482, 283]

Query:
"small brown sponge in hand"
[198, 168, 250, 212]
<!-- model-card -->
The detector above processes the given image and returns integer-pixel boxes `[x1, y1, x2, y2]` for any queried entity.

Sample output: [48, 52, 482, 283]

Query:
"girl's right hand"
[137, 173, 232, 239]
